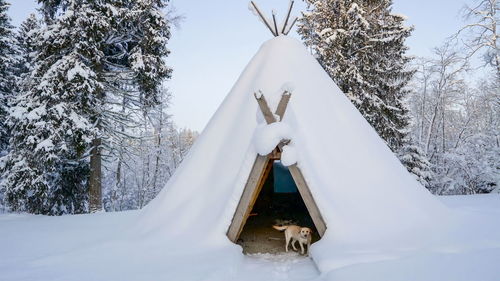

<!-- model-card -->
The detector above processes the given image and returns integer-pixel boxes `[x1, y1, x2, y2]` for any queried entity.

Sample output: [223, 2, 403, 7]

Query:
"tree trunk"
[152, 126, 162, 194]
[113, 155, 122, 211]
[89, 138, 102, 212]
[441, 98, 446, 153]
[419, 78, 427, 144]
[425, 103, 439, 155]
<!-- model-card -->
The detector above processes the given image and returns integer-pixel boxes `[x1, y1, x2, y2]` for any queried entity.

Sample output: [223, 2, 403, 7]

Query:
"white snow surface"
[1, 195, 499, 280]
[253, 122, 293, 155]
[281, 144, 297, 166]
[2, 36, 499, 280]
[281, 81, 295, 93]
[67, 61, 90, 81]
[34, 138, 54, 152]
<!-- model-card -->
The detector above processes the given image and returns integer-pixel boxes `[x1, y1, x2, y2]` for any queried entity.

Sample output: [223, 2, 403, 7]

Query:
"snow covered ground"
[0, 194, 499, 281]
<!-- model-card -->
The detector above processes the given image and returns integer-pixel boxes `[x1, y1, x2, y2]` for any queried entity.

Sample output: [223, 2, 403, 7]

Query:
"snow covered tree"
[397, 137, 434, 189]
[96, 0, 173, 211]
[37, 0, 69, 22]
[14, 13, 41, 93]
[126, 0, 173, 106]
[298, 0, 414, 151]
[3, 0, 173, 214]
[1, 1, 106, 214]
[102, 88, 198, 211]
[0, 0, 16, 156]
[1, 0, 174, 214]
[407, 42, 499, 194]
[454, 0, 499, 79]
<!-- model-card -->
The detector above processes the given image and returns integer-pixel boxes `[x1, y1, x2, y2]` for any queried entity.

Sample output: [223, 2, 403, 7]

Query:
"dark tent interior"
[237, 161, 320, 254]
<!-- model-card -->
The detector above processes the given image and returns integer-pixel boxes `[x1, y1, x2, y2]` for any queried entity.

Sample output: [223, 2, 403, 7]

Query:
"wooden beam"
[255, 91, 291, 123]
[277, 139, 290, 152]
[288, 164, 327, 236]
[255, 92, 291, 150]
[254, 92, 277, 124]
[227, 155, 272, 242]
[275, 91, 291, 121]
[270, 148, 281, 160]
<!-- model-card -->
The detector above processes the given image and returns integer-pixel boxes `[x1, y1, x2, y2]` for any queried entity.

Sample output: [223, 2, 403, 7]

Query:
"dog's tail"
[272, 225, 288, 231]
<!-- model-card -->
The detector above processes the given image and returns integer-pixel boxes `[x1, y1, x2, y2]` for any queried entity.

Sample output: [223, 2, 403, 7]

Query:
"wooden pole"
[272, 12, 279, 36]
[250, 1, 277, 36]
[284, 17, 298, 35]
[281, 0, 295, 34]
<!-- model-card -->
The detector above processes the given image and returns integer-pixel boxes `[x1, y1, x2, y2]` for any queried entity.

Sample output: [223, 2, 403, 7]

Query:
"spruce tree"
[128, 0, 172, 106]
[2, 0, 173, 214]
[298, 0, 432, 183]
[37, 0, 68, 22]
[0, 0, 16, 155]
[15, 14, 41, 83]
[298, 0, 414, 151]
[397, 138, 434, 189]
[2, 1, 106, 214]
[86, 0, 173, 211]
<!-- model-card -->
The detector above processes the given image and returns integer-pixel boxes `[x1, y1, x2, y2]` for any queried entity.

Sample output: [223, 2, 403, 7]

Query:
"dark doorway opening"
[237, 161, 320, 254]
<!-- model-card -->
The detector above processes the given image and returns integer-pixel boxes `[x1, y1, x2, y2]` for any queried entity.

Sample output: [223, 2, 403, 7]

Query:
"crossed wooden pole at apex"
[254, 90, 292, 158]
[250, 1, 298, 37]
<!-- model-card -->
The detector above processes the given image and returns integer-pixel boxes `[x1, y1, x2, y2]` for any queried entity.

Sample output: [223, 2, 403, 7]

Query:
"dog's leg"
[291, 239, 298, 251]
[306, 239, 311, 256]
[285, 232, 290, 252]
[300, 241, 305, 255]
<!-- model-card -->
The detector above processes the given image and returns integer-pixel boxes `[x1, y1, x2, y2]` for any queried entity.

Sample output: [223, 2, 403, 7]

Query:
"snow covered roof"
[138, 35, 449, 272]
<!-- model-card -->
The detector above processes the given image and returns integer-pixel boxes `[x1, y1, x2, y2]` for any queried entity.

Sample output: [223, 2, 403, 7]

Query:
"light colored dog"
[273, 225, 312, 255]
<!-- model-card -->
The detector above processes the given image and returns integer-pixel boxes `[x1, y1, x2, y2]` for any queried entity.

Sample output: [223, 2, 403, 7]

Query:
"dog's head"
[300, 227, 312, 238]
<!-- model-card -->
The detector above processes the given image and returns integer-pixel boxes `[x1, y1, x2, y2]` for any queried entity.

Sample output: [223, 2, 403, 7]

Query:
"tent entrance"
[226, 89, 326, 254]
[234, 160, 321, 254]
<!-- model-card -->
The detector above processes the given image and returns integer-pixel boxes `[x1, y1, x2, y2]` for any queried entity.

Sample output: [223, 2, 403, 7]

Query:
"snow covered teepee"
[138, 2, 448, 271]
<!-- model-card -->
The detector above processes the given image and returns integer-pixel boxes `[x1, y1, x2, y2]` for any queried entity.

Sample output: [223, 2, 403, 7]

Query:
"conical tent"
[138, 35, 448, 270]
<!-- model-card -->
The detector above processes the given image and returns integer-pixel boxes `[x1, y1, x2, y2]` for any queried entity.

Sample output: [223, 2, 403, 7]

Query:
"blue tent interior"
[273, 161, 298, 193]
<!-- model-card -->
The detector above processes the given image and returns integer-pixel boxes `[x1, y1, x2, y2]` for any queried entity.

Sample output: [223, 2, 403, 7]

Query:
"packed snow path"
[241, 253, 319, 281]
[1, 194, 499, 281]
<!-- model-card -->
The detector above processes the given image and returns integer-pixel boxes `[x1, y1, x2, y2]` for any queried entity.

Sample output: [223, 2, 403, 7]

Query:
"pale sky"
[8, 0, 468, 132]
